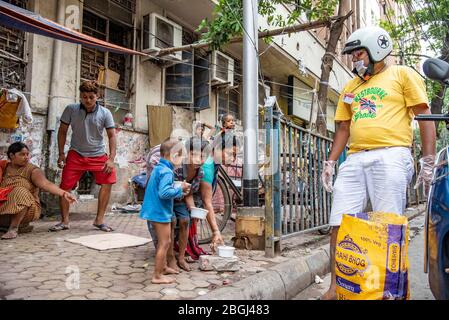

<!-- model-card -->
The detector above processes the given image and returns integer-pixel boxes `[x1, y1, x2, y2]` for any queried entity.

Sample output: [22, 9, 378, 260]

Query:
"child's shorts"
[173, 203, 191, 222]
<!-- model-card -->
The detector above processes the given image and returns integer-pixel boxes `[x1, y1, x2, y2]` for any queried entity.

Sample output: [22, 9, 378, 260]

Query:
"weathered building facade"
[0, 0, 407, 213]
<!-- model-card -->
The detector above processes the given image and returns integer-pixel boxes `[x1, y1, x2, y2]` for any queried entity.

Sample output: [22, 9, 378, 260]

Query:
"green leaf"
[196, 0, 338, 48]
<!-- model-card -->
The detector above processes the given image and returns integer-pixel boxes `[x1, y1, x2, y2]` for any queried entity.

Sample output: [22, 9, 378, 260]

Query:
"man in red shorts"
[49, 81, 117, 232]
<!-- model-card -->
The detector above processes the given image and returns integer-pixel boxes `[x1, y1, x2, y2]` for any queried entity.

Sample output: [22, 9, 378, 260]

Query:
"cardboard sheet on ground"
[66, 233, 152, 251]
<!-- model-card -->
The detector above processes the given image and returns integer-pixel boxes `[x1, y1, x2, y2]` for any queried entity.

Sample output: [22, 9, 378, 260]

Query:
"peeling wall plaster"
[113, 128, 149, 169]
[0, 115, 47, 167]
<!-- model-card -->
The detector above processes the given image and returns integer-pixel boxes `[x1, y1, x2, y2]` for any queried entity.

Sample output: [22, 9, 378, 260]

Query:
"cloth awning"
[0, 0, 147, 56]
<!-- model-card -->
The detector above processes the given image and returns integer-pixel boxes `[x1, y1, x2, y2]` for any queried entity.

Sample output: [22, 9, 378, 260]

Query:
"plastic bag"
[335, 212, 410, 300]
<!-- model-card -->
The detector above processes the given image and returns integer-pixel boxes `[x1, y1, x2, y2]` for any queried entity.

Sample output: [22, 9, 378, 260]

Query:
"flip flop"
[48, 223, 70, 232]
[93, 223, 114, 232]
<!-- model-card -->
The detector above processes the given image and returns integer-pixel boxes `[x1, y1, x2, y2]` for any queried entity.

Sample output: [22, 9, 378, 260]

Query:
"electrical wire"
[150, 50, 315, 94]
[0, 88, 135, 109]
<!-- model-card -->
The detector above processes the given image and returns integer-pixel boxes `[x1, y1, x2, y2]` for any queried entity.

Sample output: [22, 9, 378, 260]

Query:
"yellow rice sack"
[335, 212, 410, 300]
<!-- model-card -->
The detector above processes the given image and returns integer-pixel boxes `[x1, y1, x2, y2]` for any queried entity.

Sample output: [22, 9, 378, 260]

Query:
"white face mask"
[354, 60, 368, 77]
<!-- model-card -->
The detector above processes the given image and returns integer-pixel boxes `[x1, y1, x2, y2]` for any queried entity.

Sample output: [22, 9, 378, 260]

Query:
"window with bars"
[0, 0, 28, 90]
[218, 87, 240, 121]
[164, 29, 213, 111]
[110, 0, 136, 13]
[84, 0, 135, 25]
[81, 9, 133, 110]
[217, 59, 241, 121]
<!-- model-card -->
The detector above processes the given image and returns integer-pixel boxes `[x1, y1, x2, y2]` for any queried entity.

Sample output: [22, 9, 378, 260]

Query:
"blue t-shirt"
[140, 158, 183, 223]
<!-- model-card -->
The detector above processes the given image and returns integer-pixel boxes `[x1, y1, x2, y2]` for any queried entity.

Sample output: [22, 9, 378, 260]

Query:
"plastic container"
[190, 207, 208, 220]
[217, 246, 235, 258]
[123, 113, 134, 127]
[173, 181, 183, 189]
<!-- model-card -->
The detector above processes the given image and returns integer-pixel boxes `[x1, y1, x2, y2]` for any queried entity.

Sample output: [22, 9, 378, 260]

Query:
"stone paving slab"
[1, 205, 425, 300]
[0, 211, 331, 300]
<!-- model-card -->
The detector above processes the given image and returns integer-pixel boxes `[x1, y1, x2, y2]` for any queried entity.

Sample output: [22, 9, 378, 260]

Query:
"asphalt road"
[293, 213, 435, 300]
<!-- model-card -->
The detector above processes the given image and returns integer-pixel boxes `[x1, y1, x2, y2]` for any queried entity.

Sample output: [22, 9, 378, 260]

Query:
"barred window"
[0, 0, 28, 90]
[80, 9, 133, 111]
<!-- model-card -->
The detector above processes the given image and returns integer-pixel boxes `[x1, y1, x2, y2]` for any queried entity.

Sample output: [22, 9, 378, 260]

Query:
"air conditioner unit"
[211, 51, 234, 86]
[142, 13, 182, 60]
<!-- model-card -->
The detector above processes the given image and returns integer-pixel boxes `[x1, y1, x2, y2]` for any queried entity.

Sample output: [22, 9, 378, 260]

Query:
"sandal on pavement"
[93, 223, 114, 232]
[48, 223, 70, 232]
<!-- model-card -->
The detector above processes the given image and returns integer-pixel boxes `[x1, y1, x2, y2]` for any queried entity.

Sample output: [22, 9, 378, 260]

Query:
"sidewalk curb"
[406, 205, 426, 221]
[195, 248, 331, 300]
[197, 206, 426, 300]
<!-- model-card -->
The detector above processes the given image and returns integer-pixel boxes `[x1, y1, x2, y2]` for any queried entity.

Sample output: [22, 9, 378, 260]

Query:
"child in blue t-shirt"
[140, 138, 190, 284]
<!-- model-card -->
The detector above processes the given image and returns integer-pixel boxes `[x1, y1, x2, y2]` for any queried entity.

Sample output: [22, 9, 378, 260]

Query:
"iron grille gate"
[264, 105, 338, 254]
[263, 106, 424, 255]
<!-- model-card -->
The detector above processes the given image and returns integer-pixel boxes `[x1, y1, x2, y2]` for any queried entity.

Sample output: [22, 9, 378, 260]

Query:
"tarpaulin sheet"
[0, 0, 147, 56]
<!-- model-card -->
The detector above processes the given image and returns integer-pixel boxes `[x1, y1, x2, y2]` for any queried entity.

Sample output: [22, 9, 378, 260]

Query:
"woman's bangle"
[213, 230, 221, 235]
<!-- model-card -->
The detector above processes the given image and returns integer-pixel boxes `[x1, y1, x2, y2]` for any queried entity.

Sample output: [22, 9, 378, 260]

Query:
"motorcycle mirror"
[423, 58, 449, 84]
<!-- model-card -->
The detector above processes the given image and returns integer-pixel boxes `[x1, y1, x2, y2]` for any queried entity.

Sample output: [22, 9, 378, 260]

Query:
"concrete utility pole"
[242, 0, 259, 206]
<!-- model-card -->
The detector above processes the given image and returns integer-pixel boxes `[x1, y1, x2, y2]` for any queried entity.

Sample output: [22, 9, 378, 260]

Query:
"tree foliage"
[382, 0, 449, 145]
[380, 0, 449, 97]
[196, 0, 338, 50]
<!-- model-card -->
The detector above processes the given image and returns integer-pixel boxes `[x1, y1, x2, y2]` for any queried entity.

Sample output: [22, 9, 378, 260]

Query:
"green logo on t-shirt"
[353, 87, 388, 122]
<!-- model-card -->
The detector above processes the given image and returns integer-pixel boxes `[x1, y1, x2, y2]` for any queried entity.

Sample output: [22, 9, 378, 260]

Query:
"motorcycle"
[415, 58, 449, 300]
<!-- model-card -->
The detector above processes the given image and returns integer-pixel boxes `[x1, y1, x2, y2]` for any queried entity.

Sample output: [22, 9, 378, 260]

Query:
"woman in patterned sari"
[0, 142, 77, 240]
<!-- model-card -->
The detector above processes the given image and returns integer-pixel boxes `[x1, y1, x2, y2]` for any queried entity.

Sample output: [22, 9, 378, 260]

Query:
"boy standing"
[170, 138, 208, 271]
[50, 81, 117, 232]
[140, 138, 190, 284]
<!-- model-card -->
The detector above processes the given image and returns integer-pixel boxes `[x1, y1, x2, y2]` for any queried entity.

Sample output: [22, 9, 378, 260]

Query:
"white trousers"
[329, 147, 414, 227]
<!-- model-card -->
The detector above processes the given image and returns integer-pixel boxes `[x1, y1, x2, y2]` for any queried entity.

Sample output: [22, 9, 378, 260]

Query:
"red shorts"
[60, 150, 117, 190]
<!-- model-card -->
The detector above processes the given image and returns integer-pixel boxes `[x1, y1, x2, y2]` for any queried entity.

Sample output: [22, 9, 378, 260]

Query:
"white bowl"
[190, 207, 208, 220]
[217, 246, 235, 258]
[174, 181, 183, 188]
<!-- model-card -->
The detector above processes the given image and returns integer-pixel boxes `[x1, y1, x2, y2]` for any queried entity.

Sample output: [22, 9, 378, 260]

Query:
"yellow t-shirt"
[335, 65, 429, 154]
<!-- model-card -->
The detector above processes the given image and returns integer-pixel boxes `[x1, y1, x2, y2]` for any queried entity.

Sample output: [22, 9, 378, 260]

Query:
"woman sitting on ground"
[0, 142, 77, 240]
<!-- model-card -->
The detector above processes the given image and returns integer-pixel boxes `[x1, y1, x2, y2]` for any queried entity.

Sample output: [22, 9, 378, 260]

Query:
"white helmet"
[342, 26, 393, 63]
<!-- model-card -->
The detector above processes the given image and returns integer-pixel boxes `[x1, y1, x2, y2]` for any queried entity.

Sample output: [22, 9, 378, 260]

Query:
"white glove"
[321, 160, 337, 193]
[414, 154, 435, 195]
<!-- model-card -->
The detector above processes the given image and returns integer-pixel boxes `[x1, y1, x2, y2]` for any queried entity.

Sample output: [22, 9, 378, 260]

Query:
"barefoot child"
[140, 138, 190, 284]
[169, 137, 209, 272]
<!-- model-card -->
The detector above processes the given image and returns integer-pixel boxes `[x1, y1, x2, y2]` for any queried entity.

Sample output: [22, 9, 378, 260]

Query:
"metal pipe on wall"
[47, 0, 66, 131]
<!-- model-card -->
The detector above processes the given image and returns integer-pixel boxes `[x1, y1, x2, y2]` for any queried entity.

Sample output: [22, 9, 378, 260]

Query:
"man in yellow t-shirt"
[319, 26, 436, 300]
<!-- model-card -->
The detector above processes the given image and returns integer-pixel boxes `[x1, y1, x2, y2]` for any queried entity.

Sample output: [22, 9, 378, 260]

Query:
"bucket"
[217, 246, 235, 258]
[190, 207, 208, 219]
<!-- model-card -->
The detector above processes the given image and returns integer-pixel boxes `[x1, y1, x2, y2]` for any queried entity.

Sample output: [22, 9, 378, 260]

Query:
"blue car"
[425, 146, 449, 300]
[418, 58, 449, 300]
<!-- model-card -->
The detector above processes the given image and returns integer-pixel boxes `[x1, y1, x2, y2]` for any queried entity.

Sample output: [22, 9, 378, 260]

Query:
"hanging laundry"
[8, 89, 33, 124]
[0, 88, 33, 129]
[0, 89, 20, 129]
